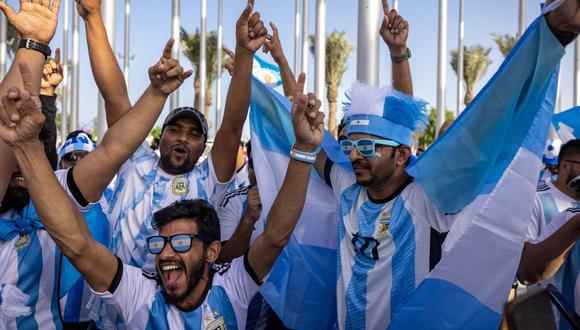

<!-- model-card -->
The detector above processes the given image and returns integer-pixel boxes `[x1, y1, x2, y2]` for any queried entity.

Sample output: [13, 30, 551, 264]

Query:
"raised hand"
[75, 0, 101, 19]
[236, 0, 269, 53]
[41, 48, 63, 96]
[546, 0, 580, 34]
[0, 0, 60, 44]
[262, 22, 284, 61]
[246, 185, 262, 222]
[379, 0, 408, 54]
[148, 39, 193, 96]
[0, 63, 45, 147]
[291, 73, 324, 151]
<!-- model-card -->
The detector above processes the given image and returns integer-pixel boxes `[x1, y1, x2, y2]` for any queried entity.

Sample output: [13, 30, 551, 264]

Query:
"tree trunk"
[204, 83, 213, 124]
[327, 85, 338, 138]
[464, 84, 474, 106]
[194, 76, 200, 109]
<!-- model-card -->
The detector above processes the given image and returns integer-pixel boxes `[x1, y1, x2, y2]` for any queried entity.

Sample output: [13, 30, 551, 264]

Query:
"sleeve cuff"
[243, 250, 263, 286]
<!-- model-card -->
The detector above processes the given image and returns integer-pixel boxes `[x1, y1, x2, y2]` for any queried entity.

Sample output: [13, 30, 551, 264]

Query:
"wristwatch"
[18, 39, 52, 59]
[390, 48, 411, 63]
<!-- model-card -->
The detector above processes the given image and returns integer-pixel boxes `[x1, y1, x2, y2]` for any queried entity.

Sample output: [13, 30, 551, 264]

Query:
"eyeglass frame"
[61, 150, 90, 163]
[146, 233, 214, 255]
[340, 138, 401, 157]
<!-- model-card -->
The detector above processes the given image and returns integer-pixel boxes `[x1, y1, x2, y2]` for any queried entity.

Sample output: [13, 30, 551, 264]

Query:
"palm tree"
[309, 31, 352, 137]
[418, 108, 455, 149]
[491, 33, 516, 58]
[7, 24, 18, 59]
[450, 45, 492, 106]
[180, 28, 218, 120]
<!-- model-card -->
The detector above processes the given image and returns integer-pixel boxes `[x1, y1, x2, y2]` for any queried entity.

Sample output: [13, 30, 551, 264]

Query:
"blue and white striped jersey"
[108, 142, 231, 274]
[92, 255, 262, 329]
[528, 180, 577, 240]
[328, 164, 454, 330]
[535, 208, 580, 327]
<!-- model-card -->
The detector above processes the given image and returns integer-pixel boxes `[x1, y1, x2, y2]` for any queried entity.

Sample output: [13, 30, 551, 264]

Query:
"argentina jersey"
[108, 142, 231, 274]
[528, 179, 578, 240]
[92, 255, 263, 329]
[327, 164, 454, 330]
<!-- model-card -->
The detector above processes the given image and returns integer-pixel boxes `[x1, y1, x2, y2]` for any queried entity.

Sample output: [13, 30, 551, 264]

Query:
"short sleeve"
[206, 152, 235, 207]
[217, 193, 246, 242]
[526, 196, 544, 240]
[328, 162, 356, 199]
[90, 263, 157, 325]
[55, 169, 94, 212]
[535, 209, 572, 243]
[118, 141, 157, 175]
[213, 254, 264, 309]
[404, 182, 456, 232]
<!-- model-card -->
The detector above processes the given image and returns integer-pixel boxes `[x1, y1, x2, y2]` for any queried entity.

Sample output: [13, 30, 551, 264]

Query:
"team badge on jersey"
[171, 176, 189, 196]
[377, 211, 391, 237]
[205, 310, 226, 330]
[14, 234, 31, 251]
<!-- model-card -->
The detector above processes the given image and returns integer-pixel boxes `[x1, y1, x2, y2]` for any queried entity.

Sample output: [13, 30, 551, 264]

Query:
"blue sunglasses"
[340, 138, 400, 157]
[146, 233, 213, 254]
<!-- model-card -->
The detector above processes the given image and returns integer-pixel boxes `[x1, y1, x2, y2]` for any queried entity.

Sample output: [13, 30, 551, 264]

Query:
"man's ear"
[396, 145, 412, 167]
[206, 241, 221, 263]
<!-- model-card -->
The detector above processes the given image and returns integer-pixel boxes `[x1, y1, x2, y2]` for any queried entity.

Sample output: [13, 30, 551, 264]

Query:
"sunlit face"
[347, 133, 410, 189]
[156, 218, 208, 304]
[159, 118, 206, 175]
[0, 171, 30, 214]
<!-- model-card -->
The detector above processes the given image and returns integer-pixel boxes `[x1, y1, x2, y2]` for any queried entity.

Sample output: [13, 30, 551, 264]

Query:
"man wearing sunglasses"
[0, 46, 323, 328]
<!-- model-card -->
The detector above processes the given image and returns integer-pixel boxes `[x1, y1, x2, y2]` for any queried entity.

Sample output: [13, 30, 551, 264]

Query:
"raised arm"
[248, 73, 324, 280]
[0, 63, 117, 293]
[380, 0, 412, 95]
[212, 0, 269, 182]
[76, 0, 132, 127]
[72, 39, 192, 203]
[517, 214, 580, 285]
[263, 22, 297, 98]
[0, 0, 60, 201]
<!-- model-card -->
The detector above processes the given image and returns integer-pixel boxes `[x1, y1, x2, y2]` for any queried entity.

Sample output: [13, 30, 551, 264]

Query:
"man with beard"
[528, 139, 580, 240]
[0, 39, 325, 327]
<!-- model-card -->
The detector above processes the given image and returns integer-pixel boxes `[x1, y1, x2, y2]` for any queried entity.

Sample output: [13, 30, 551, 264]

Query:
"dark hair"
[558, 139, 580, 166]
[65, 130, 94, 141]
[152, 199, 220, 243]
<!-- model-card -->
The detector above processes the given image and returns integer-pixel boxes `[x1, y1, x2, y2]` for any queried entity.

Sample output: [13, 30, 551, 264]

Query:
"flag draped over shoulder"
[390, 15, 564, 329]
[250, 77, 338, 329]
[552, 106, 580, 143]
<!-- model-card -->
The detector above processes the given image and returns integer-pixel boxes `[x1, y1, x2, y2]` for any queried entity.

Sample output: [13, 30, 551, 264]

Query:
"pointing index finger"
[54, 48, 61, 65]
[295, 73, 306, 95]
[382, 0, 390, 15]
[162, 38, 175, 59]
[19, 63, 36, 96]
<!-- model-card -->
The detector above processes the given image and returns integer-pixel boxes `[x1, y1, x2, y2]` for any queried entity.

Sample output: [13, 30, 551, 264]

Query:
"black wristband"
[18, 39, 52, 59]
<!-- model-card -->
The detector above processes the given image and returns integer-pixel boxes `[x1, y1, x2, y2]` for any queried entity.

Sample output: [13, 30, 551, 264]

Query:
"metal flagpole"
[61, 0, 69, 140]
[97, 0, 116, 140]
[170, 0, 180, 109]
[294, 0, 301, 74]
[123, 0, 130, 88]
[392, 0, 398, 11]
[301, 0, 309, 77]
[71, 4, 80, 131]
[215, 0, 223, 136]
[0, 0, 7, 80]
[456, 0, 464, 115]
[575, 38, 580, 106]
[200, 0, 207, 123]
[356, 0, 380, 86]
[436, 0, 447, 135]
[314, 0, 325, 100]
[518, 0, 525, 39]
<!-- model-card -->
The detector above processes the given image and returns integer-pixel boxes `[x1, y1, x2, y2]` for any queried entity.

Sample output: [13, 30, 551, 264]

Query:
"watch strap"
[390, 48, 411, 63]
[18, 39, 52, 59]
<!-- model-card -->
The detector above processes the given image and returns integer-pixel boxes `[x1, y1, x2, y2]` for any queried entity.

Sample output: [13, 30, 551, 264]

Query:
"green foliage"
[150, 126, 162, 139]
[450, 45, 492, 106]
[417, 108, 456, 148]
[491, 33, 517, 58]
[180, 28, 218, 84]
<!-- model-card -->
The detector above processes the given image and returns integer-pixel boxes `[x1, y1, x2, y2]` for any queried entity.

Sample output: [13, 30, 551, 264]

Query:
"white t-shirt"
[216, 186, 264, 243]
[328, 164, 454, 330]
[93, 255, 263, 329]
[527, 180, 577, 240]
[108, 142, 231, 274]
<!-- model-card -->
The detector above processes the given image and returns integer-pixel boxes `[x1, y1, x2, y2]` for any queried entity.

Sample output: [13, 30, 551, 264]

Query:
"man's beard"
[0, 186, 30, 214]
[162, 256, 207, 305]
[159, 151, 195, 175]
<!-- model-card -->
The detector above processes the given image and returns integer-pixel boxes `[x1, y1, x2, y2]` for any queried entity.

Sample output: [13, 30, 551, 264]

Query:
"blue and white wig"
[542, 137, 562, 166]
[342, 82, 429, 146]
[59, 132, 96, 160]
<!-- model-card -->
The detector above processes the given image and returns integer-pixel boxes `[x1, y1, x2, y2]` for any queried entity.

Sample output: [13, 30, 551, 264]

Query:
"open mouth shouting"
[160, 261, 185, 289]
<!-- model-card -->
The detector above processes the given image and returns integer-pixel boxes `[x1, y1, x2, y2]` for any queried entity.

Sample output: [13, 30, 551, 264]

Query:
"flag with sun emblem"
[252, 55, 282, 87]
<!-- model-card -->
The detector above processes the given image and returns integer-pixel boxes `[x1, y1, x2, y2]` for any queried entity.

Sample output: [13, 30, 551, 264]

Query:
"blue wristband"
[290, 145, 320, 164]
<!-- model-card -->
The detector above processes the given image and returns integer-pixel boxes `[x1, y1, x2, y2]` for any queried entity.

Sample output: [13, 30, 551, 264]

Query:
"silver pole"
[200, 0, 207, 121]
[97, 0, 116, 141]
[123, 0, 130, 88]
[518, 0, 525, 39]
[215, 0, 222, 136]
[575, 38, 580, 106]
[71, 5, 80, 131]
[301, 0, 309, 77]
[556, 72, 562, 114]
[314, 0, 325, 101]
[392, 0, 398, 11]
[456, 0, 464, 115]
[170, 0, 180, 109]
[294, 0, 301, 74]
[0, 0, 7, 80]
[61, 0, 69, 140]
[356, 0, 380, 86]
[436, 0, 447, 134]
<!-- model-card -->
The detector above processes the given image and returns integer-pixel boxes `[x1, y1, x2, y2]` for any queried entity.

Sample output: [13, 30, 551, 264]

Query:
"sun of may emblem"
[377, 211, 391, 237]
[14, 234, 31, 251]
[171, 176, 188, 196]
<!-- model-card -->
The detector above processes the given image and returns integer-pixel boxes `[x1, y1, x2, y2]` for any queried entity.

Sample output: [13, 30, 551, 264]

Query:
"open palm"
[0, 0, 60, 44]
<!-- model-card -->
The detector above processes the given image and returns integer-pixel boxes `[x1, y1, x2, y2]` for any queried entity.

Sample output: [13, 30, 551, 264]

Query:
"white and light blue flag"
[552, 106, 580, 143]
[253, 55, 282, 87]
[390, 12, 565, 329]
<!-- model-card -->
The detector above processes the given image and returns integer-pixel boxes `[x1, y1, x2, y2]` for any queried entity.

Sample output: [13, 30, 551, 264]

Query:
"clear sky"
[7, 0, 575, 138]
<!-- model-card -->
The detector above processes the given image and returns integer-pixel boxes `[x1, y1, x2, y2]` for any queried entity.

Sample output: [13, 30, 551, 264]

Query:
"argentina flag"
[552, 106, 580, 143]
[253, 55, 282, 87]
[390, 13, 565, 329]
[250, 77, 338, 329]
